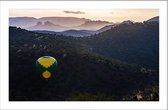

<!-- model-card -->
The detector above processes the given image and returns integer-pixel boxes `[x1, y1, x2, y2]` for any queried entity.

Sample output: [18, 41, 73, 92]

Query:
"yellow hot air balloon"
[36, 56, 58, 79]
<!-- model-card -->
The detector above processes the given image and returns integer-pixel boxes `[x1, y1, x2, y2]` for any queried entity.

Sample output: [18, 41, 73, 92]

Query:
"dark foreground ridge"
[9, 20, 159, 101]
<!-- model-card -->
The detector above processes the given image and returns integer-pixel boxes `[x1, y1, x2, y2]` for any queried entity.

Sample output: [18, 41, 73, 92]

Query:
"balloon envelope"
[36, 56, 57, 79]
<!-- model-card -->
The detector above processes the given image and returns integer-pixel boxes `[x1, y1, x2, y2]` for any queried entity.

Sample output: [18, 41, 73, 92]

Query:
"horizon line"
[9, 15, 159, 23]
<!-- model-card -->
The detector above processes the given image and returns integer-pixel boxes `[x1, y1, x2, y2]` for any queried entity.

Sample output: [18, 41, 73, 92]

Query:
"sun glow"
[9, 9, 159, 22]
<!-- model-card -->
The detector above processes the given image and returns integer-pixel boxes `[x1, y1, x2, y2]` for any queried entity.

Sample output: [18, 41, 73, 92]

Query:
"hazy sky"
[9, 9, 159, 22]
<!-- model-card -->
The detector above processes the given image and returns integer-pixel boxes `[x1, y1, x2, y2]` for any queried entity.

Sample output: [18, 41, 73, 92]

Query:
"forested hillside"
[79, 22, 159, 69]
[9, 23, 159, 101]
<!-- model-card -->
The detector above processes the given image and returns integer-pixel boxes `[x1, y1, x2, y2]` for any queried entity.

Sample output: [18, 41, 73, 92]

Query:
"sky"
[9, 9, 159, 22]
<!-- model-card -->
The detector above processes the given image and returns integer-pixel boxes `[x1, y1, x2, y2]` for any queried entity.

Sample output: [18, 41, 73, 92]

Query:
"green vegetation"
[9, 22, 159, 101]
[79, 22, 159, 69]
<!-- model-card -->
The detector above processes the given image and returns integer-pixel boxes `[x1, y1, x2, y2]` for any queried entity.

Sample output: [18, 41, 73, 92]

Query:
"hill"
[32, 24, 115, 37]
[74, 20, 112, 30]
[9, 27, 159, 101]
[145, 16, 159, 23]
[80, 21, 159, 69]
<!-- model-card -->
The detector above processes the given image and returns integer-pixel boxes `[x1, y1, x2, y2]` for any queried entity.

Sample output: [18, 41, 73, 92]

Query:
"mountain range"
[9, 17, 113, 31]
[10, 16, 159, 37]
[9, 17, 90, 27]
[34, 24, 115, 37]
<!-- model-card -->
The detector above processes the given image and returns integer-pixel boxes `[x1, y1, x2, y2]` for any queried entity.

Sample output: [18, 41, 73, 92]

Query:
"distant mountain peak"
[121, 20, 135, 25]
[36, 21, 42, 26]
[34, 21, 59, 27]
[95, 25, 114, 34]
[146, 16, 159, 23]
[84, 20, 110, 25]
[75, 20, 112, 30]
[44, 21, 56, 26]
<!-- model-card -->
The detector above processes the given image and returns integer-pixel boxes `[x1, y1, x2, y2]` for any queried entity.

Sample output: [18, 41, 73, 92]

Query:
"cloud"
[63, 10, 85, 14]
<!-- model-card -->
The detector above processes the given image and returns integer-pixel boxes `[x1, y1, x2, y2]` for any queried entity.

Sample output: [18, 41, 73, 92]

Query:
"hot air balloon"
[36, 56, 58, 79]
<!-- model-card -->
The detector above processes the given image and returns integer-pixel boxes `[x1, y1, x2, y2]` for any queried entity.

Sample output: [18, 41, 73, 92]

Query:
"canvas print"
[9, 9, 159, 101]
